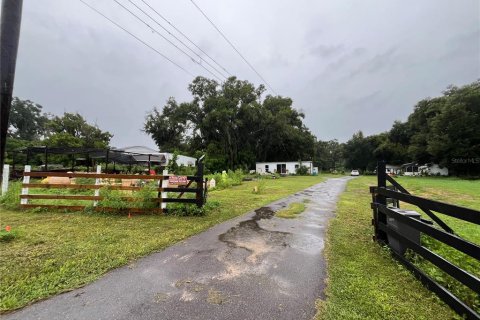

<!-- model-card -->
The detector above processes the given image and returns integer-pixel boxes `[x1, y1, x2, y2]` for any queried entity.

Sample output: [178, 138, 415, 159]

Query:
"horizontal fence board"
[378, 222, 480, 293]
[377, 205, 480, 260]
[374, 187, 480, 224]
[22, 183, 197, 193]
[162, 187, 197, 193]
[162, 198, 197, 204]
[385, 176, 455, 234]
[390, 248, 479, 320]
[21, 194, 99, 200]
[24, 171, 202, 181]
[21, 204, 86, 211]
[21, 195, 197, 204]
[20, 204, 163, 214]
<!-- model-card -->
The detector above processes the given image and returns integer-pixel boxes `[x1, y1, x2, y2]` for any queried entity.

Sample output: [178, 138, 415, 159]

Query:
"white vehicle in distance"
[350, 170, 360, 176]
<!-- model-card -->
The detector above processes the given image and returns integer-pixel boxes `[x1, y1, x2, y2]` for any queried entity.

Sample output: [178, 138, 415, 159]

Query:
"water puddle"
[218, 207, 290, 271]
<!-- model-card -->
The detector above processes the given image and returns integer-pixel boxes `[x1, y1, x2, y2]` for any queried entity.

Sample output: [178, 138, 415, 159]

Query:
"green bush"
[95, 186, 130, 213]
[0, 230, 18, 242]
[0, 180, 22, 210]
[296, 165, 309, 175]
[167, 199, 220, 217]
[208, 169, 245, 190]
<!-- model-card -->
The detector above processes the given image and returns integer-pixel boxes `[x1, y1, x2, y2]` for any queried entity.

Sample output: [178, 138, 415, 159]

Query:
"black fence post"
[196, 161, 204, 208]
[375, 161, 388, 242]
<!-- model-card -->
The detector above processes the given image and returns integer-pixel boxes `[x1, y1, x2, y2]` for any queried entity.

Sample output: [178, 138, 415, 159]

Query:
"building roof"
[117, 146, 160, 155]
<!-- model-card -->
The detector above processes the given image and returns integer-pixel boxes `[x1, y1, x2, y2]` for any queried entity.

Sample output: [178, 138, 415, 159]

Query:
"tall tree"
[7, 97, 48, 140]
[144, 76, 315, 171]
[46, 112, 112, 148]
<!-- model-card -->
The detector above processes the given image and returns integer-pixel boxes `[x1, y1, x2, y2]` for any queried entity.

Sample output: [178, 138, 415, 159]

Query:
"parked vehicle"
[350, 170, 360, 176]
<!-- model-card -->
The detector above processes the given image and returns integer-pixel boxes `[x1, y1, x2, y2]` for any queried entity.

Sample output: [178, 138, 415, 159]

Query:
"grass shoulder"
[316, 176, 460, 320]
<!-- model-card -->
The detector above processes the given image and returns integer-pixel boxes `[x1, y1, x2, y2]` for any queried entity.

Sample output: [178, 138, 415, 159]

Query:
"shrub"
[296, 165, 309, 176]
[252, 179, 267, 194]
[0, 180, 22, 210]
[0, 229, 18, 242]
[95, 186, 130, 213]
[208, 169, 245, 190]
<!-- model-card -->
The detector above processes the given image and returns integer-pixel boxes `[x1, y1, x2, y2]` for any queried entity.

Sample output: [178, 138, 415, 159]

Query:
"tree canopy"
[144, 76, 315, 172]
[324, 80, 480, 175]
[6, 100, 112, 160]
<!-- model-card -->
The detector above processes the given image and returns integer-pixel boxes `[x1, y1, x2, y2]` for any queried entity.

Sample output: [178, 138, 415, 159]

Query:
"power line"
[140, 0, 232, 77]
[189, 0, 277, 95]
[113, 0, 223, 82]
[78, 0, 193, 77]
[126, 0, 227, 80]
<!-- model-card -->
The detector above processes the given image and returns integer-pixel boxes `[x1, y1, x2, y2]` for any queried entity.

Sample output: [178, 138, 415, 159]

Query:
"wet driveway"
[5, 177, 352, 320]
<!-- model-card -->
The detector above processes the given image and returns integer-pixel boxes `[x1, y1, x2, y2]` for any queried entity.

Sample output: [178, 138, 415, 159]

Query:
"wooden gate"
[20, 164, 206, 214]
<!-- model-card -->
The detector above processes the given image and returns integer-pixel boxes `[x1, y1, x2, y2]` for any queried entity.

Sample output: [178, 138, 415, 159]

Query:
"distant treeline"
[5, 98, 112, 165]
[145, 77, 479, 175]
[317, 80, 479, 175]
[6, 78, 479, 175]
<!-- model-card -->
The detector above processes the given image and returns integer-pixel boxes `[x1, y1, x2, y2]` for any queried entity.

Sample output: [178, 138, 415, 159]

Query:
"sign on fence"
[168, 175, 188, 185]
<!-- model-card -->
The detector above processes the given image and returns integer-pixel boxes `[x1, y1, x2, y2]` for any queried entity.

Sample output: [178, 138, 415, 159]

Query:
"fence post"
[375, 161, 388, 242]
[20, 165, 30, 205]
[161, 169, 168, 210]
[196, 162, 204, 208]
[2, 164, 9, 195]
[93, 165, 101, 207]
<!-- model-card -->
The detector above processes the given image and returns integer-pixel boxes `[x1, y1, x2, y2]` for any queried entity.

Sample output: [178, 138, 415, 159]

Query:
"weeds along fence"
[370, 161, 480, 320]
[19, 165, 207, 214]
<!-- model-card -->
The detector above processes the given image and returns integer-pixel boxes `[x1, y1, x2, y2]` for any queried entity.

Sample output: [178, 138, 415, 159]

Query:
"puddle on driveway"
[216, 207, 290, 278]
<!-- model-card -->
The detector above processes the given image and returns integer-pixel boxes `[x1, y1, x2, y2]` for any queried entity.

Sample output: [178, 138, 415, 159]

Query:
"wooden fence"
[370, 161, 480, 320]
[20, 164, 207, 214]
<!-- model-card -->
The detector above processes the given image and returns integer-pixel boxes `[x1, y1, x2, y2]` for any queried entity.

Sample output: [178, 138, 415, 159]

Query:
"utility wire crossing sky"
[12, 0, 480, 149]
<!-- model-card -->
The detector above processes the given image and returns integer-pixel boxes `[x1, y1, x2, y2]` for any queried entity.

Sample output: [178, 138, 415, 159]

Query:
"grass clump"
[275, 202, 305, 219]
[0, 180, 22, 210]
[0, 230, 18, 243]
[208, 169, 245, 190]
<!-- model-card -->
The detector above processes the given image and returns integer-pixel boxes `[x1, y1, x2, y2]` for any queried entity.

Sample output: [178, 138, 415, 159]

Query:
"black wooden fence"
[370, 161, 480, 320]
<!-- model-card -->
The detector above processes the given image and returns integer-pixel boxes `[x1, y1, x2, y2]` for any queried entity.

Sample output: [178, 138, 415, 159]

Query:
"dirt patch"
[153, 292, 169, 303]
[207, 289, 228, 305]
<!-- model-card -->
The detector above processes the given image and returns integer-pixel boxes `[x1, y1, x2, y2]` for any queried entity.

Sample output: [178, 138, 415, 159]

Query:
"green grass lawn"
[0, 175, 329, 312]
[316, 176, 479, 320]
[275, 202, 306, 218]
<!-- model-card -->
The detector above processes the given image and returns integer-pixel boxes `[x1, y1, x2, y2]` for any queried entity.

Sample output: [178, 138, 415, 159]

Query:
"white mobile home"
[418, 163, 449, 176]
[386, 164, 402, 175]
[256, 161, 313, 175]
[160, 153, 196, 167]
[119, 146, 196, 167]
[401, 162, 449, 176]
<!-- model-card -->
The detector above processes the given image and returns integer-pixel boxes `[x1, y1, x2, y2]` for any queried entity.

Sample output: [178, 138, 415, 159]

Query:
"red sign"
[168, 176, 188, 185]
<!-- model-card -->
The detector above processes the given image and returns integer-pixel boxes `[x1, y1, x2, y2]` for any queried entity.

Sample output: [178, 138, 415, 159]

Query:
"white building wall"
[427, 164, 449, 176]
[161, 153, 196, 167]
[256, 161, 313, 174]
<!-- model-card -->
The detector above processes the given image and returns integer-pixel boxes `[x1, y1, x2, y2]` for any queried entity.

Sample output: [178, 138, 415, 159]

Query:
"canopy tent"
[12, 146, 167, 172]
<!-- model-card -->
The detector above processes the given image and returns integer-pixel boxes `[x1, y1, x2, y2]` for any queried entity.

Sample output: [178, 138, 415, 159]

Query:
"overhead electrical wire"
[78, 0, 193, 77]
[189, 0, 277, 95]
[128, 0, 229, 79]
[140, 0, 232, 77]
[113, 0, 223, 82]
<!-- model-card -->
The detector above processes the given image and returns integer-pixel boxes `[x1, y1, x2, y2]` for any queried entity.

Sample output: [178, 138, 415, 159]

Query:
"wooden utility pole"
[0, 0, 23, 177]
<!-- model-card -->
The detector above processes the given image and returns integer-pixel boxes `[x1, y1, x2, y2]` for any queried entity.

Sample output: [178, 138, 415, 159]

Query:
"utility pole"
[0, 0, 23, 177]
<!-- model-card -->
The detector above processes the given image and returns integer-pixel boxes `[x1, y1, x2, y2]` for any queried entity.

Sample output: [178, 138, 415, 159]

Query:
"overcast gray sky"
[11, 0, 480, 149]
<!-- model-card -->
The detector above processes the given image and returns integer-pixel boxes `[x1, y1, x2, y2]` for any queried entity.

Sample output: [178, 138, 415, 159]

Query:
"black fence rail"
[370, 161, 480, 320]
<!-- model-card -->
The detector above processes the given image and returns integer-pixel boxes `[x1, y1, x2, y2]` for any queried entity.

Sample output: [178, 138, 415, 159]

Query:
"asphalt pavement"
[4, 176, 352, 320]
